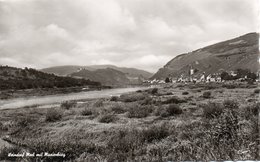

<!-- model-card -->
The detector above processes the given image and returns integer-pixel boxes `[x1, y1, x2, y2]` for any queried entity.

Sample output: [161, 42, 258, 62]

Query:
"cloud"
[0, 0, 258, 72]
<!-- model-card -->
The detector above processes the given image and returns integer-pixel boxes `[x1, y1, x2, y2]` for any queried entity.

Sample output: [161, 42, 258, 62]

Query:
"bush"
[223, 100, 239, 109]
[110, 96, 119, 102]
[61, 100, 77, 110]
[159, 104, 183, 117]
[110, 104, 126, 114]
[120, 93, 146, 102]
[254, 89, 260, 94]
[98, 114, 117, 123]
[202, 91, 211, 98]
[182, 91, 189, 95]
[127, 104, 153, 118]
[15, 115, 37, 127]
[81, 108, 93, 116]
[141, 124, 169, 142]
[202, 102, 224, 119]
[166, 104, 183, 115]
[45, 109, 63, 122]
[140, 97, 153, 105]
[151, 88, 158, 95]
[162, 96, 186, 104]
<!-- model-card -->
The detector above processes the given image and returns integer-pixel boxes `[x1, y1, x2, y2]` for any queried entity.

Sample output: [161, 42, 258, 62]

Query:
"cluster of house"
[145, 70, 259, 84]
[177, 72, 224, 83]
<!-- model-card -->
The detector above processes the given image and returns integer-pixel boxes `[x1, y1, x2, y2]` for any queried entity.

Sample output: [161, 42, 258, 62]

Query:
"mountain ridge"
[69, 68, 132, 86]
[41, 65, 153, 79]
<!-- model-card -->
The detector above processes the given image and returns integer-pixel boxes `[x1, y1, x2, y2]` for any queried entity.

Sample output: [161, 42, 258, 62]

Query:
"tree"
[220, 71, 231, 80]
[165, 77, 170, 83]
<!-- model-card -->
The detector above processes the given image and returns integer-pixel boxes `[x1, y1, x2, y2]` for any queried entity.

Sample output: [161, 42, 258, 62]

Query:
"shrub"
[45, 109, 62, 122]
[202, 91, 211, 98]
[120, 93, 146, 102]
[182, 91, 189, 95]
[140, 97, 153, 105]
[162, 96, 186, 104]
[98, 114, 117, 123]
[110, 96, 119, 102]
[165, 92, 173, 95]
[110, 104, 126, 114]
[15, 115, 37, 127]
[151, 88, 158, 95]
[202, 102, 224, 119]
[254, 89, 260, 94]
[223, 100, 239, 109]
[61, 100, 77, 110]
[159, 104, 183, 117]
[127, 104, 152, 118]
[166, 104, 183, 115]
[81, 108, 93, 116]
[141, 124, 169, 142]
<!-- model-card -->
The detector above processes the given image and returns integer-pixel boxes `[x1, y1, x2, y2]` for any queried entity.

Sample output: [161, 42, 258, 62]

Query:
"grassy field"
[0, 82, 259, 161]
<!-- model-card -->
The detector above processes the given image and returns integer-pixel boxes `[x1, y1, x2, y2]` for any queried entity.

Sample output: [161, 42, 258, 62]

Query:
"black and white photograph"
[0, 0, 259, 161]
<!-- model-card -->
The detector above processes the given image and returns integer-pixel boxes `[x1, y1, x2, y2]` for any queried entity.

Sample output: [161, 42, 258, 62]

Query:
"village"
[144, 67, 259, 84]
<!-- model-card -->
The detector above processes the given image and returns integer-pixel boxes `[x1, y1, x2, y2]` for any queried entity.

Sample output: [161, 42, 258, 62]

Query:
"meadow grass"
[0, 83, 259, 161]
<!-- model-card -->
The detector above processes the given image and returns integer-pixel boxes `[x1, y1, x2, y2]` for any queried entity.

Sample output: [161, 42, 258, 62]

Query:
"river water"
[0, 87, 149, 110]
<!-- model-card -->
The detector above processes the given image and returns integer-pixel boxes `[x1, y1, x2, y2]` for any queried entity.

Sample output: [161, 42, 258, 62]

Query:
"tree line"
[0, 66, 101, 90]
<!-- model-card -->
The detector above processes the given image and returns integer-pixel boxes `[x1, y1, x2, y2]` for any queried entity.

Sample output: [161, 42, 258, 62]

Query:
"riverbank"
[0, 87, 150, 110]
[0, 82, 259, 161]
[0, 86, 112, 100]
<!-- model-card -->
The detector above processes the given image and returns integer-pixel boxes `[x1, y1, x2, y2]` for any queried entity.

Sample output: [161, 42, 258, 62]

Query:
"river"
[0, 87, 150, 110]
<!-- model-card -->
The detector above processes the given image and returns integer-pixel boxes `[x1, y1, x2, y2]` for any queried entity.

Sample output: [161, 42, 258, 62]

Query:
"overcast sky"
[0, 0, 258, 72]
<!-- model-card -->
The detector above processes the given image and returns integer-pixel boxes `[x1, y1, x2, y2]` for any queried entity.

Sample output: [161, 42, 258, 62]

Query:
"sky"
[0, 0, 258, 73]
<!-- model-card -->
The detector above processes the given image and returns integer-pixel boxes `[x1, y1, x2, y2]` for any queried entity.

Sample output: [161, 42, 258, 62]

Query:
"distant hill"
[152, 32, 259, 79]
[41, 65, 153, 79]
[40, 65, 83, 76]
[0, 66, 100, 90]
[69, 68, 132, 86]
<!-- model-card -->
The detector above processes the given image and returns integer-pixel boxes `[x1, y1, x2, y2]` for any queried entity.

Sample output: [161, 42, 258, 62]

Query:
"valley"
[0, 32, 259, 161]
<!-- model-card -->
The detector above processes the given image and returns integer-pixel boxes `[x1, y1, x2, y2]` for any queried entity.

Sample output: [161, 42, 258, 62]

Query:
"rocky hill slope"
[152, 32, 259, 79]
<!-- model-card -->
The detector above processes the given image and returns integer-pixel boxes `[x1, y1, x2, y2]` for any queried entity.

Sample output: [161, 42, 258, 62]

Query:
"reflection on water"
[0, 87, 148, 110]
